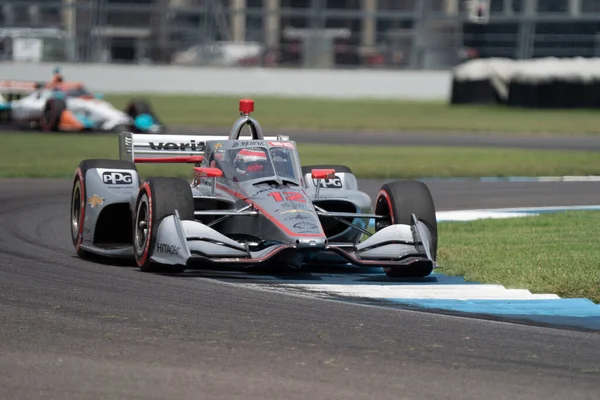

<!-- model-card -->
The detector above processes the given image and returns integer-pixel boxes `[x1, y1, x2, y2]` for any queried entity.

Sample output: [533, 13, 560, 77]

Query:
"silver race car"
[0, 68, 164, 133]
[70, 99, 438, 277]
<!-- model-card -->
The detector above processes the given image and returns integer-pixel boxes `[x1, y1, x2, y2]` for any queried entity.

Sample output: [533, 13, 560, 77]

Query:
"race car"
[69, 99, 438, 277]
[0, 68, 165, 133]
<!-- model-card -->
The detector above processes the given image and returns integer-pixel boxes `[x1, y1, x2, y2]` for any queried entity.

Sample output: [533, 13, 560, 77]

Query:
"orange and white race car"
[0, 68, 165, 134]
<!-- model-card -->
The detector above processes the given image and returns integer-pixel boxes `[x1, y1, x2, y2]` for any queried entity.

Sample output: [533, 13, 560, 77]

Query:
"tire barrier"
[450, 57, 600, 109]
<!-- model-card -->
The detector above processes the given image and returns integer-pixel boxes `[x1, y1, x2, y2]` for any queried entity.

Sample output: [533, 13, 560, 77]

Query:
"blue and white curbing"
[245, 205, 600, 331]
[418, 175, 600, 183]
[436, 205, 600, 222]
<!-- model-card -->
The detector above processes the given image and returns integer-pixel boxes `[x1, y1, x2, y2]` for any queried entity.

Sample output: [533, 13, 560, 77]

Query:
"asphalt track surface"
[1, 179, 600, 400]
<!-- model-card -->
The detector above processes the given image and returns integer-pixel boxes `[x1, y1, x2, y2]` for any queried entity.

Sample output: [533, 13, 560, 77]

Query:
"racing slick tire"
[375, 180, 438, 278]
[301, 165, 353, 175]
[125, 99, 164, 133]
[40, 98, 67, 132]
[71, 159, 138, 259]
[133, 177, 194, 273]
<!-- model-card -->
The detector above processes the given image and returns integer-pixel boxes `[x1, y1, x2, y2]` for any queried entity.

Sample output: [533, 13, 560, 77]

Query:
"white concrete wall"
[0, 62, 451, 100]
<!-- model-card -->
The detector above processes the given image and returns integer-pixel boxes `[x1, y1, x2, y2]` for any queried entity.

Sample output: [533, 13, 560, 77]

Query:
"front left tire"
[374, 180, 438, 278]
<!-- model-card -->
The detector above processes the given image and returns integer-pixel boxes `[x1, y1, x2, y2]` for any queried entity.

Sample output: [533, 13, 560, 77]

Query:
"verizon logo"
[149, 140, 205, 152]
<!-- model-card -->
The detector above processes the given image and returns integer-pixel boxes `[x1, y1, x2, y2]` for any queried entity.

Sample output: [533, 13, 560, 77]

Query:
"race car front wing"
[151, 210, 437, 270]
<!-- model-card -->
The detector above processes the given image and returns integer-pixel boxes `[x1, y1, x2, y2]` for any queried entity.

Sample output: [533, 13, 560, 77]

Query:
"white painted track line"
[250, 283, 561, 300]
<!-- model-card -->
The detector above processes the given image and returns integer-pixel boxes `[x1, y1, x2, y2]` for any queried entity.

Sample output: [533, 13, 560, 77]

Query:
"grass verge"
[1, 132, 599, 179]
[437, 211, 600, 303]
[106, 94, 600, 135]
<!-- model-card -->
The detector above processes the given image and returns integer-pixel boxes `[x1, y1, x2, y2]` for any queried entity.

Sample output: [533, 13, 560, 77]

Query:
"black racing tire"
[125, 99, 151, 117]
[374, 180, 438, 278]
[71, 159, 138, 259]
[133, 177, 194, 273]
[41, 98, 67, 132]
[301, 165, 353, 175]
[125, 99, 165, 133]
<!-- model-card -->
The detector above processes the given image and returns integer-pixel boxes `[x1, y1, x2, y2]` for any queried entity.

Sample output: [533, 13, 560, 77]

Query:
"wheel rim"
[375, 192, 392, 231]
[134, 194, 150, 257]
[42, 106, 53, 129]
[71, 180, 82, 243]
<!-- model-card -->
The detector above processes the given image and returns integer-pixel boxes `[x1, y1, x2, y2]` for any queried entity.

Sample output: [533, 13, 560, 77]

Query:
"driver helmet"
[234, 148, 268, 175]
[50, 68, 63, 88]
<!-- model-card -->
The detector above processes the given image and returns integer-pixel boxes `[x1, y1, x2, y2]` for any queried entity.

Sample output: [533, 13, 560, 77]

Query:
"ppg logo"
[102, 171, 133, 185]
[313, 177, 343, 188]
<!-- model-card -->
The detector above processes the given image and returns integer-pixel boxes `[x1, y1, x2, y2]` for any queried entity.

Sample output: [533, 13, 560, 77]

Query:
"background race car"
[0, 68, 165, 134]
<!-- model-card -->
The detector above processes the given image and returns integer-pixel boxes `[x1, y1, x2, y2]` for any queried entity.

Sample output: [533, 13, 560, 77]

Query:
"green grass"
[437, 211, 600, 303]
[1, 132, 599, 179]
[106, 94, 600, 135]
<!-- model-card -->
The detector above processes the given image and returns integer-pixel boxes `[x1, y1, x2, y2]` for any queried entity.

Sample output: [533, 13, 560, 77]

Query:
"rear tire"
[133, 177, 194, 273]
[125, 99, 164, 133]
[374, 180, 437, 278]
[41, 98, 67, 132]
[71, 159, 138, 259]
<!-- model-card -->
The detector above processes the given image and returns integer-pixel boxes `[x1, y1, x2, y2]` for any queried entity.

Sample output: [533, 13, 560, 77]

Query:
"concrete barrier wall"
[0, 62, 451, 100]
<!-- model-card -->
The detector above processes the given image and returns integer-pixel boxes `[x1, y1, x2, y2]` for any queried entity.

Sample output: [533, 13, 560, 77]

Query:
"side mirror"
[311, 168, 336, 198]
[193, 167, 223, 194]
[311, 168, 336, 180]
[193, 167, 223, 178]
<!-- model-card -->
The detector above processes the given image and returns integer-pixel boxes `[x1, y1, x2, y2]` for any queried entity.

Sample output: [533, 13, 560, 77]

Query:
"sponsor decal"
[293, 222, 318, 231]
[269, 141, 294, 149]
[214, 143, 223, 150]
[102, 171, 133, 185]
[282, 202, 306, 209]
[284, 214, 315, 221]
[87, 194, 104, 208]
[274, 202, 309, 214]
[312, 176, 343, 188]
[253, 187, 275, 196]
[149, 140, 205, 152]
[280, 209, 312, 215]
[232, 140, 266, 148]
[156, 243, 180, 255]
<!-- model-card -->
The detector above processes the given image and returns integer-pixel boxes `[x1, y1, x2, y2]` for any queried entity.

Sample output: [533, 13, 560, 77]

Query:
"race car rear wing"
[0, 80, 42, 95]
[118, 132, 290, 163]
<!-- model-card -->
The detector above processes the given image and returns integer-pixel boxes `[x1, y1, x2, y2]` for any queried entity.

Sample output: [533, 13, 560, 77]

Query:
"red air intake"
[239, 98, 254, 114]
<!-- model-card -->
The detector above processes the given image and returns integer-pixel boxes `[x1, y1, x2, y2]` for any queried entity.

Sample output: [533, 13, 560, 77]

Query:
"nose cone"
[248, 185, 326, 244]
